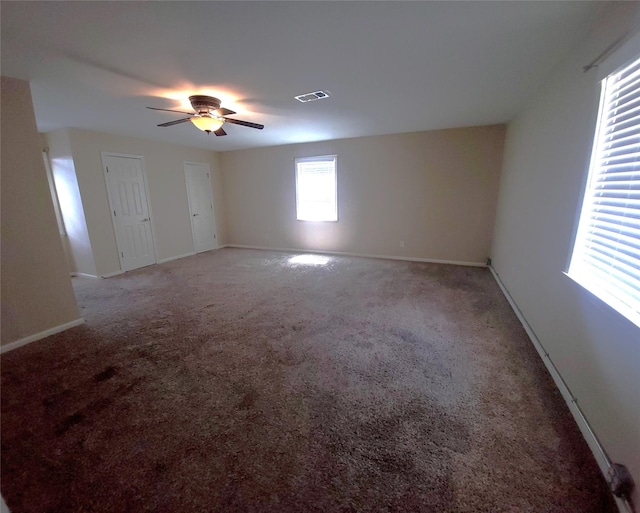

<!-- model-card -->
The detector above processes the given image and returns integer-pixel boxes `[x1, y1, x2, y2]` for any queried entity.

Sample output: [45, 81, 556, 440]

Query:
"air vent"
[295, 90, 331, 103]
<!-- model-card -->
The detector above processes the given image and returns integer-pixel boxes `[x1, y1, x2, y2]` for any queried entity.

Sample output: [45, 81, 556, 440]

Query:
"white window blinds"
[569, 55, 640, 326]
[295, 156, 337, 221]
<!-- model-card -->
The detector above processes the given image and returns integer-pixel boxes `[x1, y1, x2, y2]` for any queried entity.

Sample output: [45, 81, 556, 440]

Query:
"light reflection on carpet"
[288, 254, 331, 266]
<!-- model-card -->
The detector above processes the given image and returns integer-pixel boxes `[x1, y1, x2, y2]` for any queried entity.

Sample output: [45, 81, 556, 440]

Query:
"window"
[43, 150, 66, 235]
[568, 55, 640, 327]
[295, 155, 337, 221]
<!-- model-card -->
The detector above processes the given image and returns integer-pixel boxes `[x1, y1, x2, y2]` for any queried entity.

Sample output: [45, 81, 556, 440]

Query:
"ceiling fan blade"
[217, 107, 236, 117]
[214, 127, 227, 137]
[158, 117, 193, 127]
[224, 118, 264, 130]
[147, 106, 194, 115]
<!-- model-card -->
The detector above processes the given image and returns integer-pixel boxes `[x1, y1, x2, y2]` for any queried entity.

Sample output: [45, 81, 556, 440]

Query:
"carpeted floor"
[1, 248, 616, 512]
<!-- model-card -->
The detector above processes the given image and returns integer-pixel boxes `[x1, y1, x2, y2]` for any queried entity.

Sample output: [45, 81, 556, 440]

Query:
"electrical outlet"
[400, 241, 405, 248]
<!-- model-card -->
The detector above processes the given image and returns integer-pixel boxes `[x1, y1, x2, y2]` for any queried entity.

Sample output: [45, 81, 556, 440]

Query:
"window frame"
[294, 155, 338, 222]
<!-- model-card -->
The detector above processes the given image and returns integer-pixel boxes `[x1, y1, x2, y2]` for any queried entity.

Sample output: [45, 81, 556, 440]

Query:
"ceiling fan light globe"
[190, 115, 224, 133]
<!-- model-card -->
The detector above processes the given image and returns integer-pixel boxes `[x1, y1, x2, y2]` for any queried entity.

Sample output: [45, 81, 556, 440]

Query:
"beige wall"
[491, 2, 640, 505]
[1, 77, 81, 346]
[221, 126, 505, 264]
[45, 129, 97, 276]
[62, 129, 226, 276]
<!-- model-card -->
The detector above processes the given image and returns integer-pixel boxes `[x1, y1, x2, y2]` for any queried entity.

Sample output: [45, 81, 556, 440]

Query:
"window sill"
[296, 219, 338, 223]
[563, 271, 640, 330]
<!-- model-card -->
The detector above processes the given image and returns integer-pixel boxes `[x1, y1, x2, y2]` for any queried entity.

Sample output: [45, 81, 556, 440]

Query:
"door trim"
[101, 151, 159, 271]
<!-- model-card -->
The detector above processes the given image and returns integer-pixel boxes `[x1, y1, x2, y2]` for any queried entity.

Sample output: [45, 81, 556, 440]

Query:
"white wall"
[221, 126, 505, 264]
[60, 128, 226, 276]
[491, 3, 640, 506]
[0, 77, 81, 346]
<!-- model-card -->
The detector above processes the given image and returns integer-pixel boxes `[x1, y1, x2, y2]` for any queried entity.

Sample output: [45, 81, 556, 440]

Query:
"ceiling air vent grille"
[295, 90, 330, 103]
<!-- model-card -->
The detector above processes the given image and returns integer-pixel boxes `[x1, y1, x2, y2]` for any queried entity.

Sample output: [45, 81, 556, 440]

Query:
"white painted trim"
[488, 265, 629, 513]
[70, 272, 99, 279]
[225, 244, 486, 267]
[1, 318, 85, 355]
[100, 270, 125, 279]
[89, 253, 201, 276]
[158, 252, 196, 264]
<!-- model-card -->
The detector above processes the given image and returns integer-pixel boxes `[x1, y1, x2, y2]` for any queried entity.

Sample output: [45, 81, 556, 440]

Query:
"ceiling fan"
[147, 95, 264, 137]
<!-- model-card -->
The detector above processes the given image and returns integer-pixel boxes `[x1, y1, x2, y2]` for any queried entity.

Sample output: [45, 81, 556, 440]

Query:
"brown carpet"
[1, 248, 615, 512]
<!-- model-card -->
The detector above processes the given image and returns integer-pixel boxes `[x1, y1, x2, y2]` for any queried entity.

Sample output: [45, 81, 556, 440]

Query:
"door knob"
[141, 218, 149, 222]
[193, 213, 199, 217]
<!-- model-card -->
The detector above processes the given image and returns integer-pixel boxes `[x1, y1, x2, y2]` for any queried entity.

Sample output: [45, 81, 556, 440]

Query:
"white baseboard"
[100, 270, 124, 278]
[488, 265, 629, 513]
[1, 318, 85, 355]
[225, 244, 486, 267]
[71, 270, 123, 279]
[86, 251, 207, 278]
[158, 252, 196, 264]
[70, 272, 99, 279]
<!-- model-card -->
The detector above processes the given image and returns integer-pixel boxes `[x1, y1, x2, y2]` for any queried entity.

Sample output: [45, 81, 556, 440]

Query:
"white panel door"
[185, 162, 217, 253]
[103, 154, 156, 272]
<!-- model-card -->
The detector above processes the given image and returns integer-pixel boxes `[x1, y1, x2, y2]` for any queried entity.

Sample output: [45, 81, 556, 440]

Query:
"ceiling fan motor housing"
[189, 95, 221, 114]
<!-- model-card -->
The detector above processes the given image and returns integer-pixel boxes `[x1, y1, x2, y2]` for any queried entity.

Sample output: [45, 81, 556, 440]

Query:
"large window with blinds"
[295, 156, 337, 222]
[568, 54, 640, 327]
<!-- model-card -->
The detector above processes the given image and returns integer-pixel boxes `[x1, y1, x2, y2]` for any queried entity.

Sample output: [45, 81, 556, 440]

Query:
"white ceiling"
[1, 1, 604, 152]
